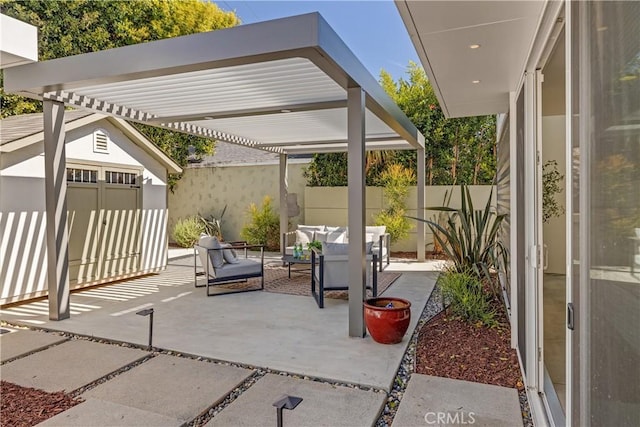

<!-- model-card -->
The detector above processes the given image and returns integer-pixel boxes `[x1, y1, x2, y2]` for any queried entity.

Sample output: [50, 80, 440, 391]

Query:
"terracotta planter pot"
[364, 297, 411, 344]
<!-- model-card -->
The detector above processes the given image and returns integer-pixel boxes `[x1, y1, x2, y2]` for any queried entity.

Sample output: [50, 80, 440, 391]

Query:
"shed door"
[67, 167, 100, 284]
[101, 169, 141, 277]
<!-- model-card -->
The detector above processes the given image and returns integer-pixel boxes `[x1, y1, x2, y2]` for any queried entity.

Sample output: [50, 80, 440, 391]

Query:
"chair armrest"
[230, 243, 264, 250]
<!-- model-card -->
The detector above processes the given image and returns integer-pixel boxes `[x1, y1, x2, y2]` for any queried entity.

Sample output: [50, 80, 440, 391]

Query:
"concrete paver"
[207, 373, 387, 427]
[392, 374, 522, 427]
[1, 340, 147, 393]
[38, 398, 181, 427]
[0, 329, 68, 362]
[81, 354, 254, 422]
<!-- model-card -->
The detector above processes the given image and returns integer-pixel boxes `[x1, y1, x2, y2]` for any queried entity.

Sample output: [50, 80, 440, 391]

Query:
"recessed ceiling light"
[469, 44, 481, 49]
[472, 80, 481, 84]
[280, 109, 292, 113]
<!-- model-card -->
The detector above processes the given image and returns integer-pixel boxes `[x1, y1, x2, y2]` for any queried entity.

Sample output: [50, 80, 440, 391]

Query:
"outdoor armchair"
[194, 235, 264, 297]
[310, 245, 378, 309]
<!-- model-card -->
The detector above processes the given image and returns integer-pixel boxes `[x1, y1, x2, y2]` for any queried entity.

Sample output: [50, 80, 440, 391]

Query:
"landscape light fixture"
[273, 395, 303, 427]
[136, 308, 154, 350]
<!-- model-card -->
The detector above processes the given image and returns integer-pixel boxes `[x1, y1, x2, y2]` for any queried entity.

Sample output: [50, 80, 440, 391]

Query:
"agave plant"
[199, 205, 227, 240]
[409, 185, 508, 295]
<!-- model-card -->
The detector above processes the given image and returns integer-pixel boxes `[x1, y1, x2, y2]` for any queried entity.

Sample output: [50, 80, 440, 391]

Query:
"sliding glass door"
[571, 2, 640, 425]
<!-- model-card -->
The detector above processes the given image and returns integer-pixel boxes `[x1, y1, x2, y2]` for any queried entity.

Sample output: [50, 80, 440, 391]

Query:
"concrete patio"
[1, 252, 440, 391]
[0, 252, 523, 426]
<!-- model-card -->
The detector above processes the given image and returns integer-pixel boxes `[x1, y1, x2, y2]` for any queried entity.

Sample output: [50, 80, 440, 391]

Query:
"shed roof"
[0, 110, 92, 145]
[192, 141, 313, 167]
[4, 13, 424, 155]
[0, 112, 182, 174]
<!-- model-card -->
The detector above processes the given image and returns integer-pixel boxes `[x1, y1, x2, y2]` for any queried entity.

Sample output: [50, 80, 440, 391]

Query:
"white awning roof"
[0, 14, 37, 69]
[395, 0, 547, 118]
[4, 13, 424, 154]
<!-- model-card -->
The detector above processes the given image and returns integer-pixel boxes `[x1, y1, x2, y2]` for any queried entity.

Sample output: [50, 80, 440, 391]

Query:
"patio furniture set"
[193, 224, 389, 308]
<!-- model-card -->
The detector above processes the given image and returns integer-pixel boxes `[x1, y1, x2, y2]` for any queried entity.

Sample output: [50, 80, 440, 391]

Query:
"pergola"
[4, 13, 425, 337]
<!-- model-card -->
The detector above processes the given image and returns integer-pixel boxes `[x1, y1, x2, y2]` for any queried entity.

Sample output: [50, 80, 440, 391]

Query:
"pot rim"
[363, 297, 411, 310]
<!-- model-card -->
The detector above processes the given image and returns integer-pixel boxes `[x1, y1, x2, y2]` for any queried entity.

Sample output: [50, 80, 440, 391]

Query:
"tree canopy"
[304, 63, 496, 186]
[0, 0, 240, 181]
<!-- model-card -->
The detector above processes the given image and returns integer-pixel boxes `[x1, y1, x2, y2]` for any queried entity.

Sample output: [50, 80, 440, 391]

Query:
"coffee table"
[282, 255, 312, 278]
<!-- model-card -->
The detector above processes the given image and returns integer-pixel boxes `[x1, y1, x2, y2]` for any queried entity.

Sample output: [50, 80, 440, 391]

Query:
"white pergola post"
[279, 153, 289, 256]
[347, 86, 367, 337]
[417, 146, 426, 261]
[43, 99, 70, 320]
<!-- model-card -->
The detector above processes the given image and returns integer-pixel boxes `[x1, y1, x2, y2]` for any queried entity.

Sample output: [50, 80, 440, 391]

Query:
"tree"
[303, 62, 497, 186]
[0, 0, 240, 184]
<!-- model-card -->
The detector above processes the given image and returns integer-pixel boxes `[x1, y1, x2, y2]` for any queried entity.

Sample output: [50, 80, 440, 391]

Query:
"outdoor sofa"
[282, 224, 390, 271]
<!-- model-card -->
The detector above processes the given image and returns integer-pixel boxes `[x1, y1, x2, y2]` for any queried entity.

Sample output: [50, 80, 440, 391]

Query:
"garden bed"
[0, 381, 82, 427]
[415, 311, 523, 390]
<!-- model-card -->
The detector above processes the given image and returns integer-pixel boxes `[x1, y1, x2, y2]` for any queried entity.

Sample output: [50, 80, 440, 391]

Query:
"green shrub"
[374, 210, 412, 244]
[373, 164, 415, 243]
[173, 216, 205, 248]
[240, 196, 280, 250]
[410, 184, 507, 295]
[439, 269, 496, 327]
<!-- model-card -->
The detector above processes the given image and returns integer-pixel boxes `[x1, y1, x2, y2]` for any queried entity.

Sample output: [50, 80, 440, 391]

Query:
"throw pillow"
[296, 229, 314, 245]
[365, 226, 386, 243]
[315, 231, 328, 243]
[221, 242, 240, 264]
[326, 230, 347, 243]
[199, 235, 224, 269]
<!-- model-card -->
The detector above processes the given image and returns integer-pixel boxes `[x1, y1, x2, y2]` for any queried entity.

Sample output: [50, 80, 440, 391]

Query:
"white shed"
[0, 111, 182, 304]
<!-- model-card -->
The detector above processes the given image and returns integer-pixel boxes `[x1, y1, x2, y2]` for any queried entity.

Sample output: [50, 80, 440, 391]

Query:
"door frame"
[524, 69, 542, 392]
[100, 165, 143, 278]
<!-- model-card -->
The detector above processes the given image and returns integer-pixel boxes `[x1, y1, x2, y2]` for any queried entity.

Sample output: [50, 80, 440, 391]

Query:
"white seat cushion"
[322, 241, 374, 255]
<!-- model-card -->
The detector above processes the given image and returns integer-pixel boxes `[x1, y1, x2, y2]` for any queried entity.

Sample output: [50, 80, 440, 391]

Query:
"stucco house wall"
[168, 154, 494, 252]
[305, 185, 495, 252]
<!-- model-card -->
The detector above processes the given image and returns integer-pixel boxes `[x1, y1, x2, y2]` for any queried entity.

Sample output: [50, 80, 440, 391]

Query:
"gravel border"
[375, 282, 444, 426]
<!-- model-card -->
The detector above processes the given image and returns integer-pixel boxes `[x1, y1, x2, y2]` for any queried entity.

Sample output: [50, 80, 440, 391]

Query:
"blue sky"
[216, 0, 419, 82]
